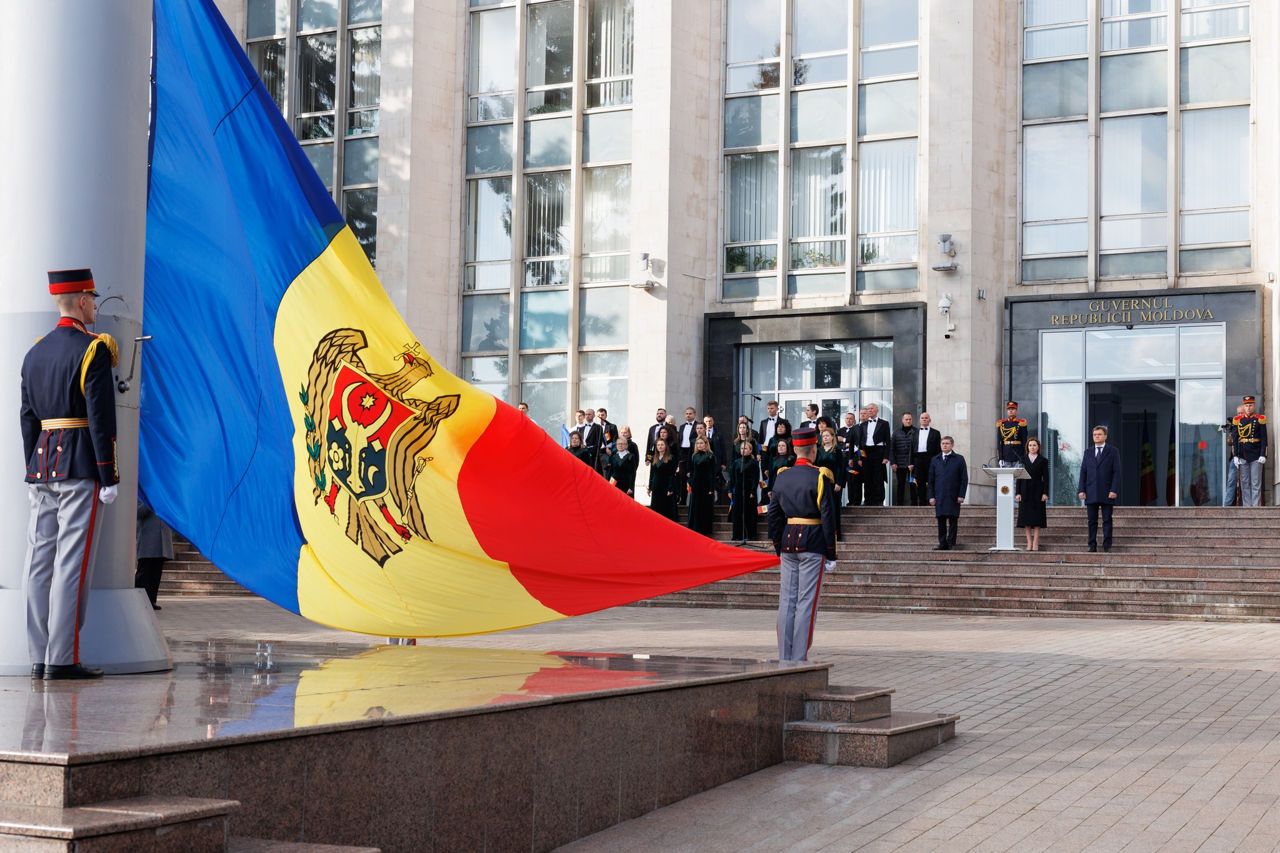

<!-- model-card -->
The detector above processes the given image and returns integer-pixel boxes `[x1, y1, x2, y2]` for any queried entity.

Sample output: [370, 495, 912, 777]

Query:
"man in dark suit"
[578, 409, 604, 472]
[928, 436, 968, 550]
[801, 403, 820, 430]
[859, 403, 891, 506]
[757, 400, 790, 449]
[595, 407, 618, 474]
[1077, 425, 1121, 552]
[912, 411, 942, 506]
[677, 407, 699, 501]
[645, 407, 668, 465]
[889, 412, 919, 506]
[837, 411, 858, 453]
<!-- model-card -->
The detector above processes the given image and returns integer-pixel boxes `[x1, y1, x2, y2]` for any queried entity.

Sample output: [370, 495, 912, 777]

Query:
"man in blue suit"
[1077, 425, 1121, 552]
[928, 436, 967, 550]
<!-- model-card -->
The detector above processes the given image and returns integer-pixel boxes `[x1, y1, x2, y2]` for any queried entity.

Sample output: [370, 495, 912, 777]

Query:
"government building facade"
[216, 0, 1276, 505]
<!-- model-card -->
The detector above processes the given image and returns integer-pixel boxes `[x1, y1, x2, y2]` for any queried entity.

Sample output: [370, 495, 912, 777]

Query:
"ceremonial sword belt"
[786, 517, 821, 525]
[41, 418, 89, 430]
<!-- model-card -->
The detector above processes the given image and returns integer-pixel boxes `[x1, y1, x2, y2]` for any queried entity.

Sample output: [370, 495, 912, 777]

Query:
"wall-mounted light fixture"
[932, 233, 958, 272]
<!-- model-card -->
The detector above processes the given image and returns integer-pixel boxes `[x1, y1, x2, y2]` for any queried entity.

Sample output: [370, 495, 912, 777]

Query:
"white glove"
[98, 485, 118, 505]
[1260, 456, 1267, 466]
[1232, 457, 1241, 468]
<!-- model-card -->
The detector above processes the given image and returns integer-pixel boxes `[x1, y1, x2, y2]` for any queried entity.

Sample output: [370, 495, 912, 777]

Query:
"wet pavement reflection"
[0, 640, 789, 761]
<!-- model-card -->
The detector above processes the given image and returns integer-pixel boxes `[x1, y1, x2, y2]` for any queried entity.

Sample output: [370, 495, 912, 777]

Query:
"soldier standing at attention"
[767, 426, 838, 661]
[20, 269, 120, 680]
[997, 401, 1027, 466]
[1233, 395, 1268, 507]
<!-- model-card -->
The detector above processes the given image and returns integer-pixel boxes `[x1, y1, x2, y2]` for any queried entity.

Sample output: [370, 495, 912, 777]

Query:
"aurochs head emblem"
[301, 328, 459, 566]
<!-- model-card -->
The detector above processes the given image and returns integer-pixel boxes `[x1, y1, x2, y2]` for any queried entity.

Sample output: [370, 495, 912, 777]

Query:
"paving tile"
[144, 600, 1280, 852]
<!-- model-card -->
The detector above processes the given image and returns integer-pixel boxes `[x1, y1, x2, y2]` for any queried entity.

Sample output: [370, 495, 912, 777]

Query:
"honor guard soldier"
[1232, 395, 1268, 507]
[997, 401, 1028, 466]
[20, 269, 120, 680]
[767, 426, 838, 661]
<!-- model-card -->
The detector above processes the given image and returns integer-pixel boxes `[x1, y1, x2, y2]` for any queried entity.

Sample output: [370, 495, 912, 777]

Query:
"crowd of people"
[548, 394, 1270, 552]
[550, 398, 972, 541]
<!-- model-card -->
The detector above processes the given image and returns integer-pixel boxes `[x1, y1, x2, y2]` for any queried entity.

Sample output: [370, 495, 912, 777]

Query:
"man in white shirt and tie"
[913, 412, 942, 506]
[860, 403, 891, 505]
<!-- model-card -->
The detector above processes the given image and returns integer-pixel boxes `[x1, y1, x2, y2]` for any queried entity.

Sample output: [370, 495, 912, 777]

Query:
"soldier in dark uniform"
[767, 427, 838, 661]
[20, 269, 120, 680]
[1233, 395, 1268, 506]
[997, 401, 1028, 466]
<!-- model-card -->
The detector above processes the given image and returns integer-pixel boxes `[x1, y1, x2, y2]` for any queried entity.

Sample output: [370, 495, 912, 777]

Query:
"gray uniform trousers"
[777, 550, 825, 661]
[1239, 460, 1264, 507]
[23, 479, 101, 666]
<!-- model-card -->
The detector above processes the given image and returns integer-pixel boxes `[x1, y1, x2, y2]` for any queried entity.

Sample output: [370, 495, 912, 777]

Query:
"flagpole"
[0, 2, 169, 673]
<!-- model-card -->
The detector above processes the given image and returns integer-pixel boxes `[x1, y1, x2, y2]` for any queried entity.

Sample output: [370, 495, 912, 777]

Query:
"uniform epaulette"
[1258, 415, 1267, 423]
[1233, 415, 1244, 423]
[79, 334, 120, 394]
[776, 466, 791, 475]
[1017, 418, 1027, 425]
[817, 466, 834, 481]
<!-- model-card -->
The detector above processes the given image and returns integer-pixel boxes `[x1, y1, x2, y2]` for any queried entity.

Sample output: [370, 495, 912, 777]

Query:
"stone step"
[784, 712, 959, 768]
[649, 589, 1280, 620]
[229, 837, 381, 852]
[701, 570, 1280, 593]
[804, 686, 895, 723]
[0, 795, 237, 851]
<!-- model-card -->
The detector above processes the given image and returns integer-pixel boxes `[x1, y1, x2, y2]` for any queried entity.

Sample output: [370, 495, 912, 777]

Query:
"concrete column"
[922, 0, 1019, 502]
[0, 2, 169, 674]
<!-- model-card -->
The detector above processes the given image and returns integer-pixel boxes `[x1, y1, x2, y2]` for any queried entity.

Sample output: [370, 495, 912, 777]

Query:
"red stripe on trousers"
[73, 494, 100, 663]
[803, 564, 826, 659]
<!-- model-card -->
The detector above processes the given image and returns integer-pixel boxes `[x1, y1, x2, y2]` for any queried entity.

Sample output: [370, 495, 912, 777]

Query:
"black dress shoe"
[152, 604, 162, 611]
[1103, 545, 1111, 552]
[1088, 545, 1097, 553]
[44, 663, 104, 680]
[30, 664, 44, 679]
[933, 544, 949, 551]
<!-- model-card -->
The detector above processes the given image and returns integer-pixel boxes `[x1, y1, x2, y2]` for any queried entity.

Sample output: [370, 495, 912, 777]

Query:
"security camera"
[938, 293, 953, 315]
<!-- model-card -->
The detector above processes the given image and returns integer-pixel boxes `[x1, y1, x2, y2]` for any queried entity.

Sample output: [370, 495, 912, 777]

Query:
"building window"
[245, 0, 381, 266]
[739, 341, 893, 426]
[462, 0, 634, 432]
[721, 0, 920, 302]
[1020, 0, 1251, 282]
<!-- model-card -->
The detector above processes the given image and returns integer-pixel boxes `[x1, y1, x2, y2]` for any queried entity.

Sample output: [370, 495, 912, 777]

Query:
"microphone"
[749, 394, 763, 401]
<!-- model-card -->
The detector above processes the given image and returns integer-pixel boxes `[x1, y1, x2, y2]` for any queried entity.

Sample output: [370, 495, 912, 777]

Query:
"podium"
[982, 466, 1030, 551]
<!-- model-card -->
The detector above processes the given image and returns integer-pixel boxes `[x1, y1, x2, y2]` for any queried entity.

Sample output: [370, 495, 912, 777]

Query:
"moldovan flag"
[141, 0, 776, 637]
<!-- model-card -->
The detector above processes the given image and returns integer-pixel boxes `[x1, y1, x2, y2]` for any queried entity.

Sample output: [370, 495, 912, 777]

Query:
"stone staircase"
[784, 686, 958, 768]
[160, 505, 1280, 621]
[644, 505, 1280, 621]
[160, 537, 254, 597]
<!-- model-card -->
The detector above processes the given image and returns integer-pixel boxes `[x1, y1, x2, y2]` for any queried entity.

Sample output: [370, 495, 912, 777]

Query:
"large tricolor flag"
[142, 0, 776, 637]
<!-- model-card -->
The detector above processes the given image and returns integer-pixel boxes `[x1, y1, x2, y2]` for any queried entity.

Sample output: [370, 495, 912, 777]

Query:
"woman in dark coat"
[1015, 436, 1049, 551]
[647, 437, 679, 521]
[686, 435, 717, 536]
[766, 437, 797, 503]
[567, 431, 593, 466]
[728, 439, 760, 542]
[608, 436, 639, 497]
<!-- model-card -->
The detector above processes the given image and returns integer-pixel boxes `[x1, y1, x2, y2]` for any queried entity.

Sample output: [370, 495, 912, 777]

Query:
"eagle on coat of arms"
[300, 328, 459, 566]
